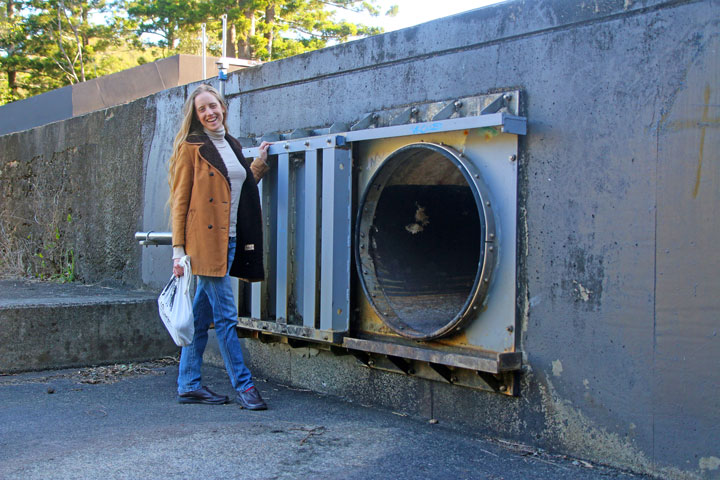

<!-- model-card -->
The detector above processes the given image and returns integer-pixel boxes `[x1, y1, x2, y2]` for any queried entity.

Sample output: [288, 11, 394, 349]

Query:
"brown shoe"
[178, 386, 229, 405]
[236, 387, 267, 410]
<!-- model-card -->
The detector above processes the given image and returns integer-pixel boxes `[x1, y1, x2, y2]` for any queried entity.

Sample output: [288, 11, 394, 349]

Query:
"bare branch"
[54, 5, 79, 83]
[60, 0, 85, 82]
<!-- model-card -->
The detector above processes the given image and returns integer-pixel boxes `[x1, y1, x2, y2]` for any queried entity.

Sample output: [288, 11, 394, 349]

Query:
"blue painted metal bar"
[241, 113, 527, 157]
[251, 175, 266, 320]
[319, 147, 352, 332]
[275, 152, 290, 323]
[302, 149, 319, 328]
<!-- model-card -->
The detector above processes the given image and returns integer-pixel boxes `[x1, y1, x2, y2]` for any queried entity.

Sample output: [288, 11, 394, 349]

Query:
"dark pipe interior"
[368, 151, 481, 335]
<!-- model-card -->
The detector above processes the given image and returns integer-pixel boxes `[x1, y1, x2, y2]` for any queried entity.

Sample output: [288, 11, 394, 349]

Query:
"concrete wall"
[1, 0, 718, 478]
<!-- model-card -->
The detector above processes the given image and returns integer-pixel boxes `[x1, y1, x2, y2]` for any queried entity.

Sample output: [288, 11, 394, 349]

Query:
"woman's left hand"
[258, 141, 271, 163]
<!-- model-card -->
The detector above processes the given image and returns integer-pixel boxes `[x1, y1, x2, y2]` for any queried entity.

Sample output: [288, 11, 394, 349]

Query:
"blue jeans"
[177, 237, 254, 394]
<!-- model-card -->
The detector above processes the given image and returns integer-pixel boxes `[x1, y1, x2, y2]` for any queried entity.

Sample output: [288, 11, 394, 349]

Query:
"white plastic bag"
[157, 255, 194, 347]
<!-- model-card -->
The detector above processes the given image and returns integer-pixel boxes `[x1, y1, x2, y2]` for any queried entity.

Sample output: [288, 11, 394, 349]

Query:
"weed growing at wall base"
[0, 211, 77, 282]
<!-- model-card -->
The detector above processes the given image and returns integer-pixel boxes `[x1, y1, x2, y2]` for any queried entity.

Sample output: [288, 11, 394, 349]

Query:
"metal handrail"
[135, 231, 172, 246]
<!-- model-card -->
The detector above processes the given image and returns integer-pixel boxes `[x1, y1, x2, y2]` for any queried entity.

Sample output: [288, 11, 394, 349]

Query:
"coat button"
[209, 172, 214, 176]
[208, 225, 213, 229]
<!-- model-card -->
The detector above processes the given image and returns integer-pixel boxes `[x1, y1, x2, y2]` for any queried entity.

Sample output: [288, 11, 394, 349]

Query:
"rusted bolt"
[304, 141, 310, 147]
[408, 368, 415, 375]
[509, 154, 517, 162]
[503, 93, 512, 102]
[368, 359, 375, 366]
[284, 143, 289, 149]
[323, 335, 329, 340]
[499, 385, 508, 392]
[450, 376, 458, 383]
[327, 138, 332, 144]
[507, 325, 514, 333]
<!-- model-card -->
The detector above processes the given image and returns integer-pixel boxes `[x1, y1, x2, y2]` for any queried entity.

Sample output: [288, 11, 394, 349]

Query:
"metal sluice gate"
[137, 91, 527, 394]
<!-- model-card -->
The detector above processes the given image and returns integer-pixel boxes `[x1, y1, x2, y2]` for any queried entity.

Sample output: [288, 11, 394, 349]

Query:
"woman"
[168, 84, 271, 410]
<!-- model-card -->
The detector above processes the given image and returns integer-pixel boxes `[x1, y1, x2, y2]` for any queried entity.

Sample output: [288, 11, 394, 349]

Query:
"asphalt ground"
[0, 360, 654, 480]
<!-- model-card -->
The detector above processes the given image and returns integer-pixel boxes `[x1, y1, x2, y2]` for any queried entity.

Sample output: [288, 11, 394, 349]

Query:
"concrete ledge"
[0, 280, 179, 373]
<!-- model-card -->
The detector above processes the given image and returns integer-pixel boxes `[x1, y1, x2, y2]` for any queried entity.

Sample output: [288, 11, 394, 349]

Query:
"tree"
[125, 0, 206, 53]
[125, 0, 392, 61]
[1, 0, 31, 102]
[0, 0, 145, 103]
[0, 0, 394, 105]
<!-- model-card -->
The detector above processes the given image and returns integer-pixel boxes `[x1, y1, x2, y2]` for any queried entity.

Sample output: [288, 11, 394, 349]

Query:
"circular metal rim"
[354, 142, 496, 341]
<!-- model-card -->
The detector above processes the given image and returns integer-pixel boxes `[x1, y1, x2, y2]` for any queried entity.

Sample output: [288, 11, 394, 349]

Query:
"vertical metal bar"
[302, 149, 319, 328]
[275, 152, 290, 323]
[201, 24, 207, 80]
[251, 177, 266, 320]
[221, 14, 227, 58]
[319, 147, 352, 332]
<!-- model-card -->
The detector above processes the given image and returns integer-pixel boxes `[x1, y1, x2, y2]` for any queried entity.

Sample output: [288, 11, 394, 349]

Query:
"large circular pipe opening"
[356, 143, 495, 340]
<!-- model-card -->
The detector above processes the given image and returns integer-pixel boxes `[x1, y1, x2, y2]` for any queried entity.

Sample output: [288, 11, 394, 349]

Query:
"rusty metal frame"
[343, 337, 521, 374]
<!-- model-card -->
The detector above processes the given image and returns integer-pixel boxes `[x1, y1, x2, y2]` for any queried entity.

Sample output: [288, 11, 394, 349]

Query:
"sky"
[334, 0, 505, 33]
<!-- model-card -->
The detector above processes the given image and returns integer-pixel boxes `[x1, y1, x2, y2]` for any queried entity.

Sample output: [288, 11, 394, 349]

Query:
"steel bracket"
[432, 100, 463, 121]
[351, 112, 379, 131]
[481, 93, 512, 115]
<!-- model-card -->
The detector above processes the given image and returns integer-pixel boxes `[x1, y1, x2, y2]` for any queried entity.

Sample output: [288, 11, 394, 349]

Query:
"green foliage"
[0, 0, 152, 103]
[0, 0, 396, 104]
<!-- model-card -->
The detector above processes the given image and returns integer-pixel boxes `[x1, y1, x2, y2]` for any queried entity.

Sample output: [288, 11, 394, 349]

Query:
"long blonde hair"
[167, 84, 229, 204]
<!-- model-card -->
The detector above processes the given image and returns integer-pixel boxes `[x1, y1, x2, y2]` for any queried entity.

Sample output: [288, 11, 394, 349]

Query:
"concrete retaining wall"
[0, 281, 178, 373]
[1, 0, 718, 478]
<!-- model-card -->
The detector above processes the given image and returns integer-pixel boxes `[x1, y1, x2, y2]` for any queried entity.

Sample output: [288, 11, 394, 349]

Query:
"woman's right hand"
[173, 258, 184, 277]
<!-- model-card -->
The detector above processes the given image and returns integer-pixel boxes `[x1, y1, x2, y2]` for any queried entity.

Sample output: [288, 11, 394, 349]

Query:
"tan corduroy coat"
[171, 132, 269, 278]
